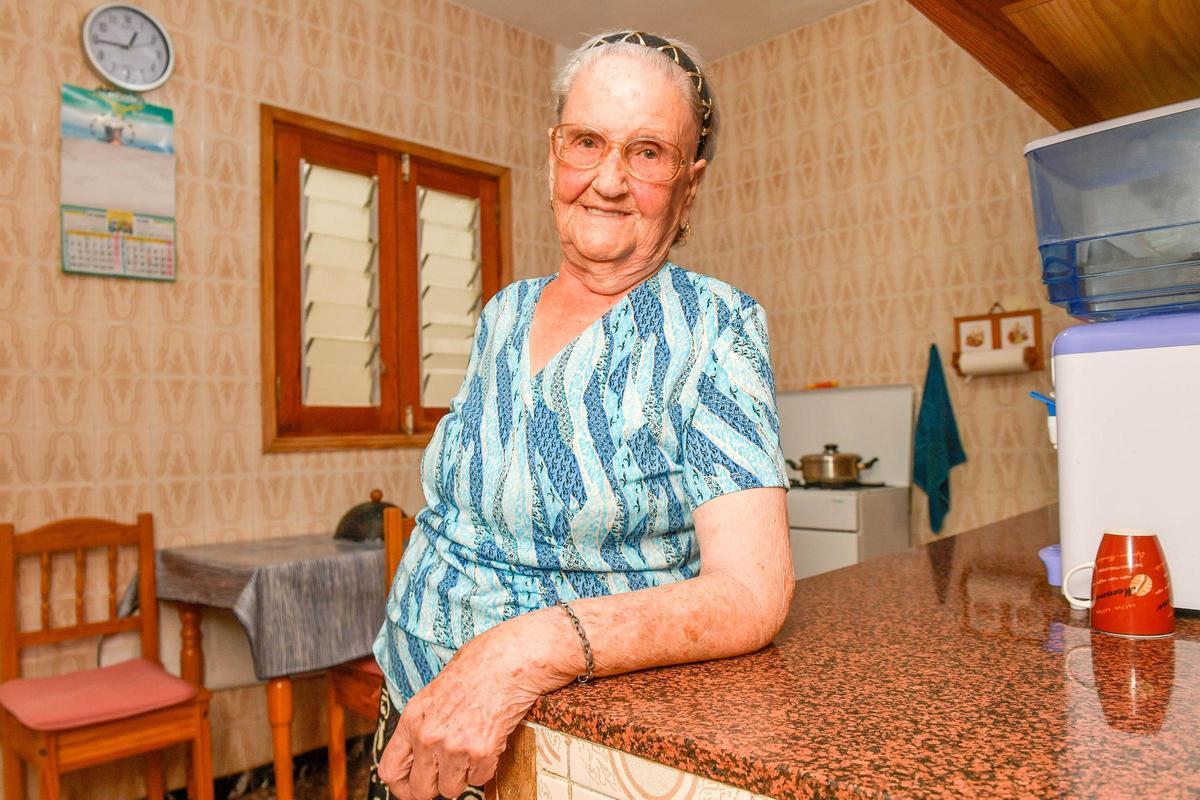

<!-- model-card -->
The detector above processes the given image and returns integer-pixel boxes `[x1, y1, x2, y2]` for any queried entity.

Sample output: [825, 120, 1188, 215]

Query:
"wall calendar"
[59, 84, 176, 281]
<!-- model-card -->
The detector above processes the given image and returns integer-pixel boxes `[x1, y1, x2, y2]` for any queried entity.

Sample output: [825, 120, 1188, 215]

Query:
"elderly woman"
[371, 30, 793, 800]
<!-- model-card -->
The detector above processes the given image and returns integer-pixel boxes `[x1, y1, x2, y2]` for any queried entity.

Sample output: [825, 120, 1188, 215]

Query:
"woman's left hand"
[377, 615, 565, 800]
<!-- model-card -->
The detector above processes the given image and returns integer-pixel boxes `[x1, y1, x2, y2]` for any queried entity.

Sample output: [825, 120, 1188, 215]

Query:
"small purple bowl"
[1039, 544, 1062, 587]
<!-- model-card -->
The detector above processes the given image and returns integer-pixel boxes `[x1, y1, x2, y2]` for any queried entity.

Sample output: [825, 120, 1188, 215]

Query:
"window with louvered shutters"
[262, 107, 508, 451]
[301, 162, 380, 407]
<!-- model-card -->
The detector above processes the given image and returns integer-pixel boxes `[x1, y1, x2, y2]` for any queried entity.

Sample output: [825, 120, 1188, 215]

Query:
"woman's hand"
[377, 614, 571, 800]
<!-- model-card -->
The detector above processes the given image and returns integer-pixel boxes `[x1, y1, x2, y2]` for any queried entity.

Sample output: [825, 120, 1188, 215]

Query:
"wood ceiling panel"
[1003, 0, 1200, 120]
[906, 0, 1101, 130]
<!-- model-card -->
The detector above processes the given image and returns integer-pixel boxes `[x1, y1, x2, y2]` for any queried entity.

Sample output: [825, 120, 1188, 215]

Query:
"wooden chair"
[0, 515, 213, 800]
[327, 505, 413, 800]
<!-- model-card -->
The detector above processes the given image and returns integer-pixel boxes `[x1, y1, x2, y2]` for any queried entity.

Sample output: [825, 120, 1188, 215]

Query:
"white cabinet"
[787, 486, 911, 580]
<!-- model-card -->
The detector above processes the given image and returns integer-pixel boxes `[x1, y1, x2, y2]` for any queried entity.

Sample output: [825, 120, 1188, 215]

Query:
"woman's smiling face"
[549, 53, 707, 284]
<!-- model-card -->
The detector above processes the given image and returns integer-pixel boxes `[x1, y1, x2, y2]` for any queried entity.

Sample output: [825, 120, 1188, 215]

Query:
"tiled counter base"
[527, 723, 773, 800]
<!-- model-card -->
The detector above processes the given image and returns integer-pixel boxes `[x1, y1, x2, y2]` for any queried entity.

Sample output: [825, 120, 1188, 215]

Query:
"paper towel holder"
[951, 306, 1043, 377]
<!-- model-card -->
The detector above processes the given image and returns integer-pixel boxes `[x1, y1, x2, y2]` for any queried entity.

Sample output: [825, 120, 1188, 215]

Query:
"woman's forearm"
[525, 570, 792, 692]
[494, 487, 794, 695]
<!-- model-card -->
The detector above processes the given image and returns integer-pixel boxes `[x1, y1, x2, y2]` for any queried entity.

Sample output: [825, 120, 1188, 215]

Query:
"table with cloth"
[155, 533, 386, 800]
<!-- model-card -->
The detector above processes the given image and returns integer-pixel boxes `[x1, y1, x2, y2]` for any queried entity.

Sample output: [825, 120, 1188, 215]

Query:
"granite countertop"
[527, 507, 1200, 799]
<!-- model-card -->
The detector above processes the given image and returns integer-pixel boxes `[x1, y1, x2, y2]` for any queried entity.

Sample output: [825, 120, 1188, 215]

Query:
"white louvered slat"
[305, 301, 376, 339]
[305, 233, 374, 272]
[419, 220, 475, 261]
[421, 253, 479, 289]
[422, 370, 467, 408]
[419, 190, 478, 226]
[306, 364, 376, 406]
[304, 265, 373, 307]
[305, 337, 378, 366]
[305, 164, 374, 206]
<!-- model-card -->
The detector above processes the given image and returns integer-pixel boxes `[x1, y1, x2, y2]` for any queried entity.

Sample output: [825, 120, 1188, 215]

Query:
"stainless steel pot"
[790, 444, 879, 485]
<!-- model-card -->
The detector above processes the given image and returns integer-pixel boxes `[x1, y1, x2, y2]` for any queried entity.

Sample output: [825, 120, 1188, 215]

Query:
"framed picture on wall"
[999, 312, 1038, 350]
[955, 316, 993, 352]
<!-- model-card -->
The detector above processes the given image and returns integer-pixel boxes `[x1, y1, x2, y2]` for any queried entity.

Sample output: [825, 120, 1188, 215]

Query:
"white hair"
[551, 31, 720, 163]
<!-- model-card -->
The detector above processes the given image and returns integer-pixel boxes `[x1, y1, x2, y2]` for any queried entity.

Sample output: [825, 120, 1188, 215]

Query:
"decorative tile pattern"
[534, 721, 571, 778]
[533, 723, 759, 800]
[537, 773, 571, 800]
[688, 0, 1070, 544]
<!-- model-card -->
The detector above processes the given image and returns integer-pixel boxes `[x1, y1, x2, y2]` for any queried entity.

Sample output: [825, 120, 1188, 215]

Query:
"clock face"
[82, 4, 174, 92]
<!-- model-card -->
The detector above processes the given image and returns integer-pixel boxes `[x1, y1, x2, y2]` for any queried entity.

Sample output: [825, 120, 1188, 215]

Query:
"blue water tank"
[1025, 98, 1200, 321]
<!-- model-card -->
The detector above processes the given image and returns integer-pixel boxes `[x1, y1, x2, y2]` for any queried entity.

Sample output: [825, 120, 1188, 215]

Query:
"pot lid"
[800, 444, 860, 459]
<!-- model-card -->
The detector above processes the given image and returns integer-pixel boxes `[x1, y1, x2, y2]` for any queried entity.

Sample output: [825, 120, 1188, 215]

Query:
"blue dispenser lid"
[1053, 313, 1200, 356]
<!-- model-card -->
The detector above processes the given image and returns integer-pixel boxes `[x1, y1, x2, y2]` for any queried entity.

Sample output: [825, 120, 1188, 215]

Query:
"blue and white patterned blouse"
[373, 262, 788, 706]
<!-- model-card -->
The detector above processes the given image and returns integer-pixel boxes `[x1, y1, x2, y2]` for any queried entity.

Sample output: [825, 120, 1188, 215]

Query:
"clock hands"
[93, 30, 140, 49]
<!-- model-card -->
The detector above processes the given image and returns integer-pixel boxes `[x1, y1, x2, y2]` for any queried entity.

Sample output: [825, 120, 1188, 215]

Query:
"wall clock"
[81, 4, 174, 93]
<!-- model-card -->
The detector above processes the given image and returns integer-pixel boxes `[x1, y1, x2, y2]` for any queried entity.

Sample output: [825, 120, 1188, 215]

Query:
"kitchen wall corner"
[685, 0, 1072, 543]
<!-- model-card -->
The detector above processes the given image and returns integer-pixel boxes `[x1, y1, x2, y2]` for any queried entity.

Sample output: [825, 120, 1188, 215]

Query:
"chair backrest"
[382, 507, 413, 589]
[0, 514, 159, 683]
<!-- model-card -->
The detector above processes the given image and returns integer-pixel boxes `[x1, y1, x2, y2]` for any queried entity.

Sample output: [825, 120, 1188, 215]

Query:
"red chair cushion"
[0, 658, 197, 732]
[344, 656, 383, 678]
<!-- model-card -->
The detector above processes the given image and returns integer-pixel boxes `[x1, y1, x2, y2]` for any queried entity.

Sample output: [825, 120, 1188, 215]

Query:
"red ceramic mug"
[1061, 529, 1174, 638]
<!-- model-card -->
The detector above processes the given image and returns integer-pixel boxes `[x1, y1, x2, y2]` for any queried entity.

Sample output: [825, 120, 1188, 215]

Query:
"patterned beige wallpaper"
[3, 0, 1074, 795]
[687, 0, 1072, 543]
[1, 0, 557, 796]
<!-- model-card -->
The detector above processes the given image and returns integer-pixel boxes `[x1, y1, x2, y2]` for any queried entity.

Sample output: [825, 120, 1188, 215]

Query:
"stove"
[789, 479, 886, 490]
[776, 385, 915, 580]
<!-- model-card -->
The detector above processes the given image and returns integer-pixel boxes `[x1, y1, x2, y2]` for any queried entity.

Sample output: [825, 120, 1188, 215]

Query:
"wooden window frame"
[260, 105, 512, 452]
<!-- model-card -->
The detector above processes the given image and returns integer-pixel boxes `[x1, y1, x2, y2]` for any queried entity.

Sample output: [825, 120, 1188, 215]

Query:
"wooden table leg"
[177, 603, 204, 687]
[266, 676, 295, 800]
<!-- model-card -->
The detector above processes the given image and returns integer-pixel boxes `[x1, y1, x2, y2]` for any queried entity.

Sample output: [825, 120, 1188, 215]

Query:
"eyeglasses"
[549, 124, 690, 183]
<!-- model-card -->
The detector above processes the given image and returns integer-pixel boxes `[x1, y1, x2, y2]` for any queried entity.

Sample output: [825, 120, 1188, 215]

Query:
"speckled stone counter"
[526, 507, 1200, 799]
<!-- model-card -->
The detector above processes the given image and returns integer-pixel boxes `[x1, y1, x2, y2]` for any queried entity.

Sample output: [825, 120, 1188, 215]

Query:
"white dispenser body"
[1054, 314, 1200, 610]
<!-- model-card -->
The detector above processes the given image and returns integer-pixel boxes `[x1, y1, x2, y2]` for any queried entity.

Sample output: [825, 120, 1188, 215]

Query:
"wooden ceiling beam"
[906, 0, 1104, 130]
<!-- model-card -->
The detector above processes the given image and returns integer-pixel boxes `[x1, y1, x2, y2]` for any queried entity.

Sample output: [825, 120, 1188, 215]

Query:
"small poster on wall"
[59, 84, 176, 281]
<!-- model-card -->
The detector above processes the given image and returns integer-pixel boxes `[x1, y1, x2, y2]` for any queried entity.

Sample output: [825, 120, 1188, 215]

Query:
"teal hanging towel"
[914, 344, 967, 533]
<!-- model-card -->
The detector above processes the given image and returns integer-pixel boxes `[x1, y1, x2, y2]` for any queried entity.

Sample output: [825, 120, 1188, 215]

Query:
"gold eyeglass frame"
[549, 124, 692, 183]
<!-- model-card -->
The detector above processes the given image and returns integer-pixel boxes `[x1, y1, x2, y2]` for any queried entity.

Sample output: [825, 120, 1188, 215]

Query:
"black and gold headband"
[589, 31, 714, 162]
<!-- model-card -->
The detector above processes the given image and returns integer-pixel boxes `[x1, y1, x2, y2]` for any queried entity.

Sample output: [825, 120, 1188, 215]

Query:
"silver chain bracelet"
[557, 600, 594, 683]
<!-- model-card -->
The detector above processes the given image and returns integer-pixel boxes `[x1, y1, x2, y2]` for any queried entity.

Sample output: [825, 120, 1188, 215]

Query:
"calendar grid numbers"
[61, 205, 176, 281]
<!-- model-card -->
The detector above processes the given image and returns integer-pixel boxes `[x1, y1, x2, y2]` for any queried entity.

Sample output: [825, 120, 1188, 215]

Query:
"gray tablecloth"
[154, 534, 387, 681]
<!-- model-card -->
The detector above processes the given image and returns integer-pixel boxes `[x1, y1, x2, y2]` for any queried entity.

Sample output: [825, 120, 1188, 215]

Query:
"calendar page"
[60, 85, 176, 281]
[61, 205, 176, 280]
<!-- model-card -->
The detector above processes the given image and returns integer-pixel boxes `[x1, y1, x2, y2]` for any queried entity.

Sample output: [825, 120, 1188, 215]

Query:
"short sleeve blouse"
[373, 262, 788, 706]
